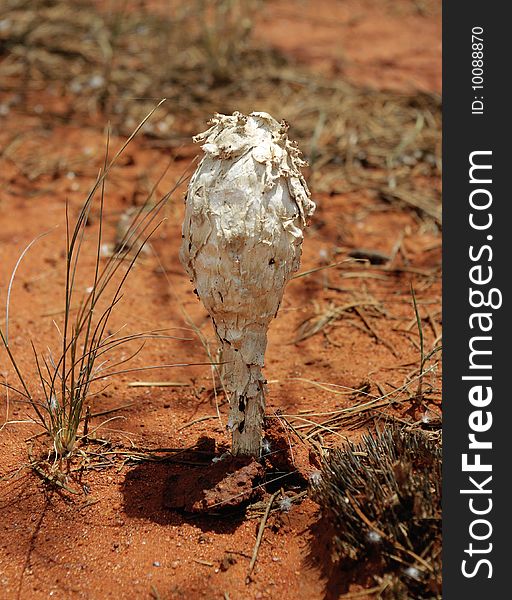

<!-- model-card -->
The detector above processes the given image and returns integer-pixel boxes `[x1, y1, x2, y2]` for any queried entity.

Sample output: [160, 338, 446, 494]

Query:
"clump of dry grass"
[310, 426, 441, 598]
[0, 104, 188, 461]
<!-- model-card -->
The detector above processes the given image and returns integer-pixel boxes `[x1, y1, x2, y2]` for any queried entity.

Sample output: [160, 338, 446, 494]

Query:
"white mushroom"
[180, 111, 315, 456]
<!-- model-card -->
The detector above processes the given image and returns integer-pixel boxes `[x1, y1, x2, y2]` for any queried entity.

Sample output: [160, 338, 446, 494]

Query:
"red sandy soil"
[0, 2, 441, 599]
[254, 0, 442, 93]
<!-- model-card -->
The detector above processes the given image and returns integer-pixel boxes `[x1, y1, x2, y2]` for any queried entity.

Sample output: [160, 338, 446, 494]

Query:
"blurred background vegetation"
[0, 0, 441, 222]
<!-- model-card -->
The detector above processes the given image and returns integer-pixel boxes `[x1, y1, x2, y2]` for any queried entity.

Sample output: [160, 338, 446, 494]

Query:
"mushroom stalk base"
[221, 342, 266, 457]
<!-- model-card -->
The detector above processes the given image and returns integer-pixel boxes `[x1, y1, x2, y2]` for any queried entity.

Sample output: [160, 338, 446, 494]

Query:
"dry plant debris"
[310, 426, 441, 598]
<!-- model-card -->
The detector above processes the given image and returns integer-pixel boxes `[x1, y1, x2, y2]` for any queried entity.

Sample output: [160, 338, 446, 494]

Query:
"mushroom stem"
[220, 337, 267, 456]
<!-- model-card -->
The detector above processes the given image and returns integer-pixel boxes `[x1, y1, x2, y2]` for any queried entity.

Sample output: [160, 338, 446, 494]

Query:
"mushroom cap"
[192, 111, 314, 225]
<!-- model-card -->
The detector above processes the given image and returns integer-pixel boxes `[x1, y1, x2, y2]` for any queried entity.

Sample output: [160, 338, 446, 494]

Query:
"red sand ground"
[0, 2, 441, 598]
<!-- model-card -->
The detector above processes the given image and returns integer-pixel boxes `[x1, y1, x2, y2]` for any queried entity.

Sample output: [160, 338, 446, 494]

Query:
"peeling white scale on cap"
[180, 111, 315, 457]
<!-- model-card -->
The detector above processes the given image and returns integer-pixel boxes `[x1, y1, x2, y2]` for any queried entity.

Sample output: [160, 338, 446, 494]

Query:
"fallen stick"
[246, 490, 280, 583]
[127, 381, 189, 388]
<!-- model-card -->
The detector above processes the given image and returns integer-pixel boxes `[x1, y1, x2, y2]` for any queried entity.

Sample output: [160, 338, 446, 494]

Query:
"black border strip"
[443, 2, 509, 596]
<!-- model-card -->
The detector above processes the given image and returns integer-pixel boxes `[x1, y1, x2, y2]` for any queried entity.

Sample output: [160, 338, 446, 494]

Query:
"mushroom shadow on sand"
[121, 436, 265, 533]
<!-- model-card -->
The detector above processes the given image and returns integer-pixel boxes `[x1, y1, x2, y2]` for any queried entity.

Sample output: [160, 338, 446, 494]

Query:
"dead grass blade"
[0, 102, 195, 462]
[294, 300, 380, 343]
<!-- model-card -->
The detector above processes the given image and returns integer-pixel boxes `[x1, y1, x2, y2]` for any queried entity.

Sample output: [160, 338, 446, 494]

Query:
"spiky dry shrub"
[310, 427, 441, 599]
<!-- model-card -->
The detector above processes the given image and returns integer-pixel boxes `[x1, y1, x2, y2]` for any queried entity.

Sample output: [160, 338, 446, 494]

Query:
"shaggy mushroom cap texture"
[180, 111, 315, 454]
